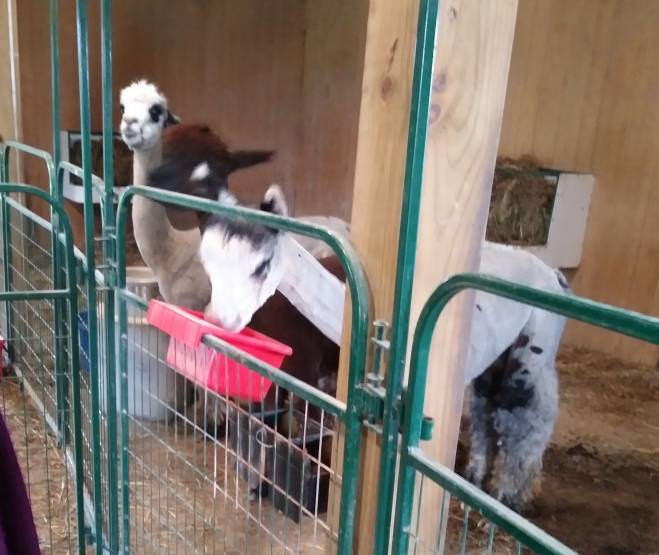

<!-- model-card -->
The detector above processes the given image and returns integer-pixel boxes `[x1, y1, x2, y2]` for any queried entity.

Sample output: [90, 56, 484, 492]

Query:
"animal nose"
[220, 315, 244, 333]
[122, 117, 138, 126]
[204, 307, 243, 333]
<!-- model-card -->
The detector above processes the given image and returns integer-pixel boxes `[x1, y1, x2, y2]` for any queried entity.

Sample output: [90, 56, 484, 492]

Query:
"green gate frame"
[391, 274, 659, 554]
[114, 186, 370, 555]
[0, 182, 88, 555]
[1, 1, 659, 554]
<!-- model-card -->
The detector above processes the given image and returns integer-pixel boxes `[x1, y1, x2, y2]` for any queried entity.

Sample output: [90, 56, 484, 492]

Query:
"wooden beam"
[406, 0, 519, 547]
[329, 1, 421, 553]
[332, 0, 519, 552]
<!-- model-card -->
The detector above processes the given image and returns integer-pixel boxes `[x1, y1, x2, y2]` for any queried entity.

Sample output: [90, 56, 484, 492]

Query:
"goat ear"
[164, 110, 180, 128]
[260, 184, 288, 217]
[227, 150, 274, 174]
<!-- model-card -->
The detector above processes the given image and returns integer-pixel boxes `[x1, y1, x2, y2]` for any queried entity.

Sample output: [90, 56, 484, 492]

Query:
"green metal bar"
[50, 0, 69, 451]
[202, 335, 346, 417]
[1, 142, 57, 395]
[114, 185, 371, 554]
[99, 0, 119, 549]
[74, 1, 104, 551]
[374, 1, 440, 551]
[0, 184, 72, 231]
[59, 161, 107, 198]
[4, 197, 52, 230]
[406, 448, 577, 555]
[0, 165, 12, 347]
[0, 182, 88, 554]
[0, 289, 70, 301]
[393, 272, 659, 554]
[118, 285, 348, 418]
[63, 213, 88, 555]
[1, 142, 56, 192]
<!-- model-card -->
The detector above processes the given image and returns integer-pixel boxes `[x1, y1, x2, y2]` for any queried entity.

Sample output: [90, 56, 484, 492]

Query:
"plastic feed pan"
[146, 300, 293, 403]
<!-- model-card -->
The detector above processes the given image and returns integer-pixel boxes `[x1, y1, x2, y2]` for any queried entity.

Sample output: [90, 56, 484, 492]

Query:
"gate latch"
[360, 320, 434, 441]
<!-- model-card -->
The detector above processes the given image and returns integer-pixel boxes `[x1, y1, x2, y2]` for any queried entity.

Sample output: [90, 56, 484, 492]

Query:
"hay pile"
[1, 379, 81, 554]
[125, 416, 338, 554]
[486, 156, 557, 246]
[68, 135, 133, 190]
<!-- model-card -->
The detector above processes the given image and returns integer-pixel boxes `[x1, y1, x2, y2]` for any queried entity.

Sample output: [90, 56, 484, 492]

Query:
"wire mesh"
[0, 201, 83, 554]
[406, 471, 539, 555]
[75, 259, 112, 549]
[121, 309, 343, 554]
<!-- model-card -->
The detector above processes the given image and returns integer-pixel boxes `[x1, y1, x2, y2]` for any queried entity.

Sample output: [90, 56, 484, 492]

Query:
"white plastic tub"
[81, 266, 185, 422]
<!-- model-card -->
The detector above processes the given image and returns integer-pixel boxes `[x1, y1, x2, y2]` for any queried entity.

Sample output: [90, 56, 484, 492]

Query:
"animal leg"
[488, 365, 558, 512]
[463, 384, 492, 488]
[191, 387, 228, 439]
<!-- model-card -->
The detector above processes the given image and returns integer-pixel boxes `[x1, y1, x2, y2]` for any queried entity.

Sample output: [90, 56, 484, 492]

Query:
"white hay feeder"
[521, 172, 595, 269]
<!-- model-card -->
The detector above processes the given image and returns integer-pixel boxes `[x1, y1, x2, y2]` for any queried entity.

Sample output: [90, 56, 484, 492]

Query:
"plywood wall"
[0, 0, 20, 181]
[499, 0, 659, 365]
[15, 0, 366, 244]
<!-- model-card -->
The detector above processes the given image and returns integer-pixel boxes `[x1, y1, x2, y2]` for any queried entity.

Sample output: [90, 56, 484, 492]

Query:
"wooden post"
[332, 1, 519, 552]
[408, 0, 519, 545]
[328, 1, 421, 553]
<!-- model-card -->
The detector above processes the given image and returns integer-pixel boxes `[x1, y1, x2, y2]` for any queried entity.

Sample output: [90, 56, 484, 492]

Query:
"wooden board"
[331, 1, 518, 551]
[329, 1, 422, 551]
[407, 0, 519, 546]
[499, 0, 659, 365]
[13, 1, 366, 246]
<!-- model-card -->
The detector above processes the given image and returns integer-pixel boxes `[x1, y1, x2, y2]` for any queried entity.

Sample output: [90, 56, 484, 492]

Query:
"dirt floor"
[448, 346, 659, 555]
[0, 378, 84, 555]
[526, 346, 659, 555]
[2, 345, 658, 554]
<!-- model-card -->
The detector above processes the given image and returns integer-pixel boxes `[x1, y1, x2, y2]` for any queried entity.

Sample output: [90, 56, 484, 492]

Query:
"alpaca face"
[200, 186, 288, 332]
[119, 80, 178, 151]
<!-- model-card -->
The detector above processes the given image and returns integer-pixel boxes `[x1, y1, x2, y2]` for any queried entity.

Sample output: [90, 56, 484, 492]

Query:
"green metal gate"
[1, 1, 659, 554]
[387, 274, 659, 554]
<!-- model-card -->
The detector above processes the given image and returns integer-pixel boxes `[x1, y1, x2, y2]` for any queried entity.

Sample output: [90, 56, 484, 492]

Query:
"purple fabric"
[0, 408, 41, 555]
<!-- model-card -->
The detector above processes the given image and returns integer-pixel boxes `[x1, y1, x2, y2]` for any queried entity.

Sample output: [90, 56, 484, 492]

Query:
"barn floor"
[526, 346, 659, 555]
[0, 378, 86, 555]
[2, 344, 658, 554]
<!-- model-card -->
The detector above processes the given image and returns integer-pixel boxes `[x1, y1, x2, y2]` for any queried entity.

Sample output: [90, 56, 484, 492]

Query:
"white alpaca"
[119, 80, 211, 311]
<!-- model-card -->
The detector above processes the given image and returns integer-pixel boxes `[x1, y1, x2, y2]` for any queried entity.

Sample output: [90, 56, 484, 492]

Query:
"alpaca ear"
[227, 150, 274, 174]
[164, 110, 180, 127]
[260, 184, 288, 217]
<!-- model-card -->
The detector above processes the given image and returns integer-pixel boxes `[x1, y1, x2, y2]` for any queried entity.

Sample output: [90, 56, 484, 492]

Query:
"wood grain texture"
[499, 0, 659, 365]
[331, 0, 518, 550]
[15, 1, 365, 246]
[408, 0, 519, 545]
[329, 1, 421, 551]
[0, 0, 24, 185]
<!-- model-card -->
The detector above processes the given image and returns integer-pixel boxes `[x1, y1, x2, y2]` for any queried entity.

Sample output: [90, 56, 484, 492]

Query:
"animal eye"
[252, 257, 271, 279]
[119, 103, 125, 114]
[149, 104, 164, 123]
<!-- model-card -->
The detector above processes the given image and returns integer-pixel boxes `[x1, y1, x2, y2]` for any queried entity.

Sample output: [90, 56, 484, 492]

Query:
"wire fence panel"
[120, 319, 344, 554]
[114, 186, 370, 555]
[392, 274, 659, 555]
[0, 186, 88, 555]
